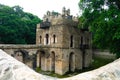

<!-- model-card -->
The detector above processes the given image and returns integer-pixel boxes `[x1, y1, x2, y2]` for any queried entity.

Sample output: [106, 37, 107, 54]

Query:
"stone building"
[36, 7, 92, 75]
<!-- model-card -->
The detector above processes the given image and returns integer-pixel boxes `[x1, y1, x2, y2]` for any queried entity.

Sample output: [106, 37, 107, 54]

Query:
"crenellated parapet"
[42, 7, 78, 24]
[37, 7, 79, 30]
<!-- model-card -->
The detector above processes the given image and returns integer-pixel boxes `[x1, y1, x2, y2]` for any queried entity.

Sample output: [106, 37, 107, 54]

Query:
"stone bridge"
[0, 44, 89, 75]
[0, 44, 50, 69]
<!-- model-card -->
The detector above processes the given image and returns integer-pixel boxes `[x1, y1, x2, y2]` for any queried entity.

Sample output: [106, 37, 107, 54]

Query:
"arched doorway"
[51, 51, 55, 72]
[36, 50, 45, 69]
[69, 52, 75, 72]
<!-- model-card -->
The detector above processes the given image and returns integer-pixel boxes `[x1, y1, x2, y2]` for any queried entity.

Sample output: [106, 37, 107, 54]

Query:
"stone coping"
[0, 44, 81, 49]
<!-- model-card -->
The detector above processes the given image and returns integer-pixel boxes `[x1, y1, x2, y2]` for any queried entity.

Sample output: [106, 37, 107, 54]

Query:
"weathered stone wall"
[36, 23, 64, 47]
[61, 48, 83, 74]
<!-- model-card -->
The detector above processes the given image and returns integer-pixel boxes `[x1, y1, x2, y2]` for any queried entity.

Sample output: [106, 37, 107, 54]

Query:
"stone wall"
[93, 49, 116, 59]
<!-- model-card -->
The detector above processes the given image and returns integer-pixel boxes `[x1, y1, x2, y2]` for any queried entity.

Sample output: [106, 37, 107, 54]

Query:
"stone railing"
[0, 44, 50, 49]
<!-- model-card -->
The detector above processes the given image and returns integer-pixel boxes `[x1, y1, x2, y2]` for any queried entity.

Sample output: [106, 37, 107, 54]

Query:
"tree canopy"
[0, 4, 41, 44]
[79, 0, 120, 58]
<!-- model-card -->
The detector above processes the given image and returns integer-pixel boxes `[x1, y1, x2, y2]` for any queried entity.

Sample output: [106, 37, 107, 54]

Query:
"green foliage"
[79, 0, 120, 58]
[91, 57, 114, 69]
[0, 4, 41, 44]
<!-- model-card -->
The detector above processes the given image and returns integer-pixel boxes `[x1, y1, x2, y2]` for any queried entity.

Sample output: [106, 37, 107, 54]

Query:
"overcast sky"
[0, 0, 80, 18]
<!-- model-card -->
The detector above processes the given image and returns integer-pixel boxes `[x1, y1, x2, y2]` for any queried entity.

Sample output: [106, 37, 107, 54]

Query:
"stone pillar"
[36, 53, 40, 68]
[41, 56, 46, 71]
[84, 49, 92, 67]
[55, 60, 63, 75]
[36, 24, 40, 45]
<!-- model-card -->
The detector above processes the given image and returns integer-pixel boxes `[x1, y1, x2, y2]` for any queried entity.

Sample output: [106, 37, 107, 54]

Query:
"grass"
[36, 57, 115, 78]
[36, 68, 69, 78]
[91, 57, 114, 69]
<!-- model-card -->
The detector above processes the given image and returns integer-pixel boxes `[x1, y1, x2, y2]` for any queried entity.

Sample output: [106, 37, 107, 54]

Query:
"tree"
[0, 4, 41, 44]
[79, 0, 120, 58]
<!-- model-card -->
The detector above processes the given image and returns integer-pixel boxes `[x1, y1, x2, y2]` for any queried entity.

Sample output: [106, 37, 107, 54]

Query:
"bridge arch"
[14, 49, 29, 63]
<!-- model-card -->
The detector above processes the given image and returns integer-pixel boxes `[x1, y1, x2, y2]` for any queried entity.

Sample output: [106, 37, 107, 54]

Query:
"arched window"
[40, 36, 42, 44]
[53, 35, 56, 43]
[70, 35, 73, 47]
[46, 34, 49, 44]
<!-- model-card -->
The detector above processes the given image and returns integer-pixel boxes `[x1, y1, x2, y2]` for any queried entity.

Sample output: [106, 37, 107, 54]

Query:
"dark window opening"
[51, 51, 55, 72]
[46, 34, 49, 44]
[81, 36, 83, 45]
[40, 36, 42, 44]
[53, 35, 56, 43]
[70, 35, 73, 47]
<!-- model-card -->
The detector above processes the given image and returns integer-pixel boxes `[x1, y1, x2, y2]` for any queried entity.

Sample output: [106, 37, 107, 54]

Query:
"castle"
[36, 7, 92, 75]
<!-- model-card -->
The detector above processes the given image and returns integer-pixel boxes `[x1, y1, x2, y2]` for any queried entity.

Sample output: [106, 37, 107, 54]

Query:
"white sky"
[0, 0, 80, 19]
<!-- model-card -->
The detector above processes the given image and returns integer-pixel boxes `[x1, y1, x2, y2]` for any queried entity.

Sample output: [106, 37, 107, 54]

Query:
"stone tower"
[36, 7, 92, 75]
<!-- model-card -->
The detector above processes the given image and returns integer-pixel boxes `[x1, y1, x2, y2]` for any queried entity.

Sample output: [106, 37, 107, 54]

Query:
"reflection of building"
[36, 7, 92, 75]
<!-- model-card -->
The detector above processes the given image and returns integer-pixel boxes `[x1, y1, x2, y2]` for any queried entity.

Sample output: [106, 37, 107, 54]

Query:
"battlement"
[37, 7, 79, 29]
[42, 7, 78, 23]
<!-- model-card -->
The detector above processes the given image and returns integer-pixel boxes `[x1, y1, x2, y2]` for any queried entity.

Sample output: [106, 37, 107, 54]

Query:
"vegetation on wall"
[79, 0, 120, 58]
[0, 4, 41, 44]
